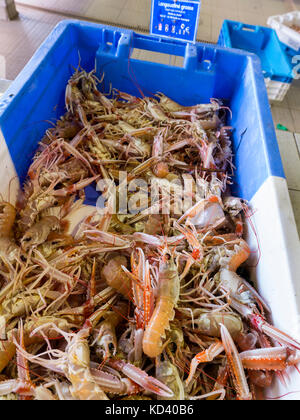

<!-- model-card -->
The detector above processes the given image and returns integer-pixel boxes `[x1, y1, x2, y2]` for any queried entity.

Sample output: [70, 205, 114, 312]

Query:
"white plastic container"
[267, 11, 300, 53]
[0, 78, 11, 99]
[264, 77, 291, 102]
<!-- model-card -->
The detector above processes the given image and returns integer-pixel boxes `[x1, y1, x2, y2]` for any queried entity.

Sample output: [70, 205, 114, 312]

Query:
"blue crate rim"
[0, 19, 286, 203]
[0, 19, 267, 116]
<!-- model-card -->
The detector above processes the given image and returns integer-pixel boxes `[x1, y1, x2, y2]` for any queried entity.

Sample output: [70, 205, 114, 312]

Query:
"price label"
[150, 0, 201, 43]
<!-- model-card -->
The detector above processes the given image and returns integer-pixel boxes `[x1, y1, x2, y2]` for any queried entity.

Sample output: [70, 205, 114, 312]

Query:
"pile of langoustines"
[0, 69, 299, 400]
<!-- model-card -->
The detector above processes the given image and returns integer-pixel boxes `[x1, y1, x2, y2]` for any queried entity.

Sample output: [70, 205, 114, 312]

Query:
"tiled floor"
[13, 0, 299, 42]
[0, 5, 64, 79]
[0, 0, 299, 236]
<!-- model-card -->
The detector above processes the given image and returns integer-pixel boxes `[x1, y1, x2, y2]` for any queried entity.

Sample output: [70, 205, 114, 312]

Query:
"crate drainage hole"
[131, 49, 184, 67]
[242, 27, 255, 32]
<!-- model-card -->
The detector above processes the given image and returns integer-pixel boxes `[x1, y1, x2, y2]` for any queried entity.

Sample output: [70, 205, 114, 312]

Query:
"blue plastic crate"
[0, 21, 300, 401]
[218, 20, 294, 83]
[0, 20, 284, 203]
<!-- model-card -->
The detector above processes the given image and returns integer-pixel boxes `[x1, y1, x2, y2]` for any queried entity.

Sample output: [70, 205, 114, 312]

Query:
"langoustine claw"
[240, 347, 300, 372]
[109, 359, 174, 398]
[2, 67, 300, 401]
[220, 324, 252, 400]
[186, 340, 224, 386]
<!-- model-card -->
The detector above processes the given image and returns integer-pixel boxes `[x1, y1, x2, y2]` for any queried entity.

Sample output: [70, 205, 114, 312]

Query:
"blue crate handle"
[0, 20, 285, 202]
[125, 33, 186, 56]
[236, 23, 261, 33]
[97, 28, 217, 72]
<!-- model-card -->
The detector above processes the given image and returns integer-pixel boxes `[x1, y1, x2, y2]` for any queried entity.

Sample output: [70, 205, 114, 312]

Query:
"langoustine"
[0, 68, 299, 401]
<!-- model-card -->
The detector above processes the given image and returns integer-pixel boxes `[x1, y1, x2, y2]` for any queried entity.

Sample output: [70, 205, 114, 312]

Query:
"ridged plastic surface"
[264, 78, 291, 102]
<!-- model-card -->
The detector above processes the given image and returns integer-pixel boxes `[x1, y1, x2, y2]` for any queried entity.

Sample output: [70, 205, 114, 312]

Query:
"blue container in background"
[0, 20, 284, 202]
[218, 20, 294, 83]
[280, 42, 299, 58]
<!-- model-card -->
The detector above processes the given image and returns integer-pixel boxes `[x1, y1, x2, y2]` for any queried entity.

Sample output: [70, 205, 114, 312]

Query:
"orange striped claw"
[220, 323, 252, 400]
[249, 314, 300, 351]
[186, 340, 224, 385]
[52, 175, 99, 197]
[0, 321, 37, 399]
[109, 359, 173, 398]
[143, 260, 152, 327]
[174, 221, 203, 261]
[240, 347, 300, 372]
[228, 239, 250, 272]
[15, 324, 35, 399]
